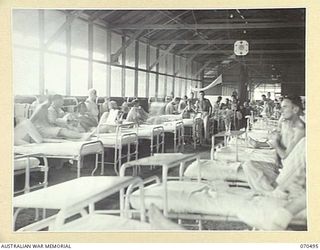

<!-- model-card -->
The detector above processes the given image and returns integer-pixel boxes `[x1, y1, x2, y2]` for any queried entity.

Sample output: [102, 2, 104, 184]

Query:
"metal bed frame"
[120, 154, 306, 230]
[14, 153, 49, 195]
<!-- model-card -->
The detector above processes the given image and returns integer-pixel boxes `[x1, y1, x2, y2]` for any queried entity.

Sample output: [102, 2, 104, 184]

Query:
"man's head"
[51, 94, 64, 108]
[225, 98, 230, 104]
[189, 92, 194, 99]
[231, 94, 237, 101]
[217, 96, 222, 102]
[78, 102, 88, 115]
[199, 91, 205, 100]
[279, 96, 284, 103]
[261, 94, 267, 101]
[172, 97, 180, 105]
[108, 100, 118, 110]
[267, 92, 271, 98]
[88, 88, 97, 101]
[183, 95, 188, 101]
[131, 99, 140, 107]
[281, 96, 303, 120]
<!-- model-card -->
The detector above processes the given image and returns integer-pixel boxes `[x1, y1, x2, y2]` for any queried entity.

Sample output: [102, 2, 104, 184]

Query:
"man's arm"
[208, 100, 213, 115]
[48, 108, 68, 127]
[272, 128, 305, 159]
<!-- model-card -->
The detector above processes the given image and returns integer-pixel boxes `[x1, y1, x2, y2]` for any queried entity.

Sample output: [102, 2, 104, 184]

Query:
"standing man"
[165, 97, 179, 115]
[85, 88, 99, 122]
[196, 91, 212, 141]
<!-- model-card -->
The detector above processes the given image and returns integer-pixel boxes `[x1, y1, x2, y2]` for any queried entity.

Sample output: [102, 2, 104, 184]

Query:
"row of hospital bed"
[13, 114, 307, 231]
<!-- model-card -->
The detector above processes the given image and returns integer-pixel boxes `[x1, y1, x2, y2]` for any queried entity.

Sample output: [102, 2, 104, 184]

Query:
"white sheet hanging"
[191, 74, 222, 92]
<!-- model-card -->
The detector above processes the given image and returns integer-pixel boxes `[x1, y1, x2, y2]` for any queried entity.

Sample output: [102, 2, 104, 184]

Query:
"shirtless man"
[196, 91, 212, 141]
[165, 97, 179, 115]
[243, 96, 306, 193]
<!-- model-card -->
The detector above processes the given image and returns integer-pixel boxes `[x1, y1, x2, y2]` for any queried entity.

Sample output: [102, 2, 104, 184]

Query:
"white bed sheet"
[94, 133, 137, 146]
[14, 157, 40, 171]
[215, 146, 277, 163]
[184, 159, 247, 182]
[53, 214, 151, 231]
[130, 181, 306, 225]
[14, 142, 86, 157]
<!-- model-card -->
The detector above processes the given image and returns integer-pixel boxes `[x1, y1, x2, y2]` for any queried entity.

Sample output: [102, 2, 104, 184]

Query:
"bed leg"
[42, 208, 46, 220]
[118, 146, 122, 175]
[13, 208, 23, 230]
[114, 148, 118, 175]
[35, 208, 39, 221]
[198, 219, 203, 230]
[77, 158, 81, 178]
[100, 151, 105, 176]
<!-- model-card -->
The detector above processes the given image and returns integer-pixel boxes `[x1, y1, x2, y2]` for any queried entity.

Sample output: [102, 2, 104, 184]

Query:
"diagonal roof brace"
[44, 10, 83, 50]
[111, 30, 145, 62]
[193, 60, 215, 78]
[149, 43, 176, 70]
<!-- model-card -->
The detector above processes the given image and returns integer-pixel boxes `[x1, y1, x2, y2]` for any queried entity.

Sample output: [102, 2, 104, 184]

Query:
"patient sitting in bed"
[126, 99, 148, 125]
[76, 102, 98, 132]
[243, 96, 305, 194]
[25, 96, 91, 141]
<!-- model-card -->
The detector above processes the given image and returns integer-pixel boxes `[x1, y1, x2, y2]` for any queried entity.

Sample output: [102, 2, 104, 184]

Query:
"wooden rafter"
[111, 30, 145, 61]
[181, 49, 304, 54]
[88, 10, 115, 21]
[193, 60, 214, 77]
[152, 38, 302, 45]
[112, 22, 304, 30]
[45, 10, 83, 50]
[149, 43, 176, 70]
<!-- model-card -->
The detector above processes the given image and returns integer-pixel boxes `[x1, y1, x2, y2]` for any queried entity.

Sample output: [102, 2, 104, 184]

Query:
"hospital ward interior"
[13, 9, 306, 231]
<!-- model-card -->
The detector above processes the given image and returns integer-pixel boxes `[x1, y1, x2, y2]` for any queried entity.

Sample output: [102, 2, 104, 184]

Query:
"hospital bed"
[120, 153, 307, 230]
[14, 176, 150, 231]
[151, 114, 206, 151]
[183, 117, 203, 149]
[143, 121, 184, 153]
[122, 125, 165, 156]
[14, 140, 104, 178]
[95, 125, 139, 175]
[14, 153, 49, 195]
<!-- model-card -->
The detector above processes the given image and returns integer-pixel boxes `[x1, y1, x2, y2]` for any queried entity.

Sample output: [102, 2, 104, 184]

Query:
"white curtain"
[191, 75, 222, 92]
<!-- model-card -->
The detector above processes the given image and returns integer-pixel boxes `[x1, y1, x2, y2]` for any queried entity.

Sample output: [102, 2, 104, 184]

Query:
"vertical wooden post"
[155, 46, 160, 98]
[66, 14, 71, 96]
[121, 35, 126, 97]
[39, 10, 45, 95]
[145, 43, 150, 97]
[134, 40, 139, 97]
[88, 21, 93, 90]
[239, 63, 248, 104]
[164, 53, 168, 97]
[106, 29, 111, 97]
[172, 54, 176, 96]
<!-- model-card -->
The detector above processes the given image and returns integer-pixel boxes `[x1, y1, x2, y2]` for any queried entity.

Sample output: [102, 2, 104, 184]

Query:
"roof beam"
[111, 30, 145, 61]
[112, 22, 304, 30]
[88, 10, 115, 21]
[149, 43, 176, 70]
[194, 60, 215, 77]
[152, 38, 302, 45]
[199, 18, 291, 23]
[45, 10, 83, 49]
[181, 49, 304, 54]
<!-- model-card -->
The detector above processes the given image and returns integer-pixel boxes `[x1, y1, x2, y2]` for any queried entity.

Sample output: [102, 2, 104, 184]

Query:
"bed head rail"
[79, 140, 104, 156]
